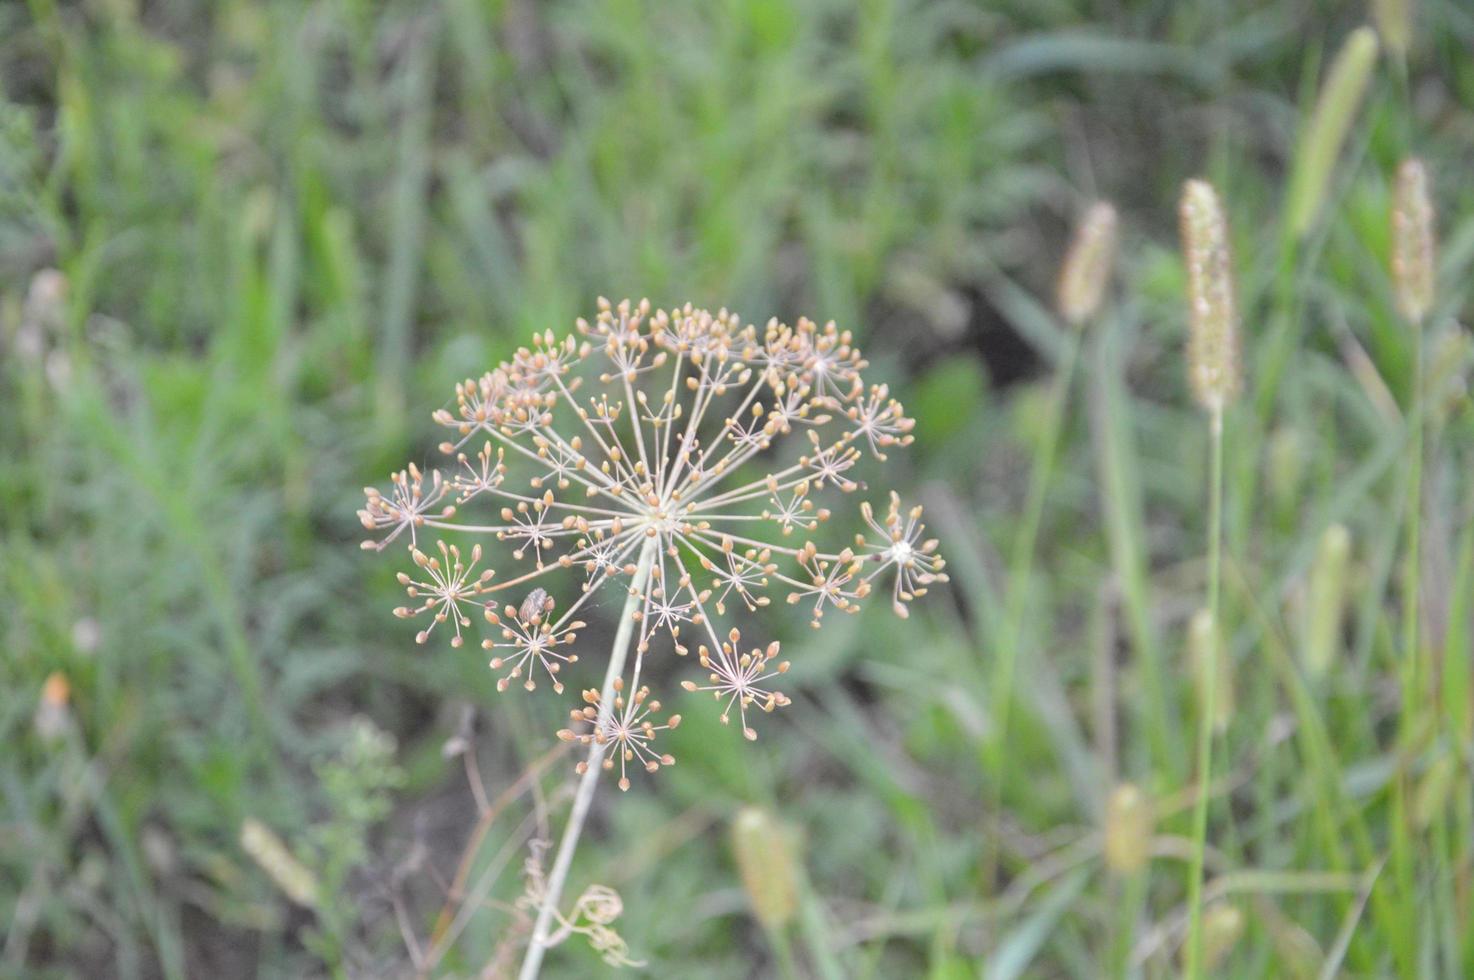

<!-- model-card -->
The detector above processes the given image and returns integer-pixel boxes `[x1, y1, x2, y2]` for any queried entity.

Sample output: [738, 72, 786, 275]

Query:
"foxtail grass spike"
[1267, 427, 1305, 514]
[1304, 523, 1352, 679]
[1104, 783, 1154, 875]
[1179, 181, 1241, 413]
[1391, 158, 1435, 326]
[1199, 903, 1246, 972]
[1372, 0, 1413, 59]
[731, 807, 799, 930]
[1287, 27, 1380, 238]
[1190, 609, 1232, 734]
[240, 818, 319, 908]
[1057, 201, 1118, 328]
[34, 672, 72, 741]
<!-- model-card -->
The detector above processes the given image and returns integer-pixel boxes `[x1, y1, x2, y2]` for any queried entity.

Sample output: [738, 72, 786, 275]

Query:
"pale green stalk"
[1184, 405, 1224, 980]
[518, 538, 656, 980]
[984, 333, 1082, 895]
[1389, 309, 1424, 963]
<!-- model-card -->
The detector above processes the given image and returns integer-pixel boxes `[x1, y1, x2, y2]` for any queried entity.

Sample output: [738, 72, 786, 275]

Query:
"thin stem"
[983, 332, 1081, 895]
[517, 536, 657, 980]
[1089, 317, 1180, 776]
[1391, 314, 1425, 967]
[1184, 404, 1225, 979]
[1401, 322, 1424, 732]
[769, 925, 801, 980]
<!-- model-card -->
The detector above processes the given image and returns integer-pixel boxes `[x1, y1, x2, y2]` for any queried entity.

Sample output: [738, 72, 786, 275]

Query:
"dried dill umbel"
[361, 299, 945, 976]
[361, 299, 945, 772]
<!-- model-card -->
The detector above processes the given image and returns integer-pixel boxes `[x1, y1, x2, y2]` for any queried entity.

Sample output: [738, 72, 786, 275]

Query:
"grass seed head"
[1287, 26, 1380, 238]
[1189, 608, 1232, 734]
[730, 807, 799, 930]
[240, 817, 319, 908]
[34, 672, 72, 741]
[1391, 157, 1435, 326]
[1199, 902, 1246, 972]
[1056, 201, 1118, 328]
[1304, 523, 1352, 679]
[1372, 0, 1413, 60]
[1104, 783, 1154, 875]
[1266, 426, 1305, 514]
[1179, 180, 1241, 413]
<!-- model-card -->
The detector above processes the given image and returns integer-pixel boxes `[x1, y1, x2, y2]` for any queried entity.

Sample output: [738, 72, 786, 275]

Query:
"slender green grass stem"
[769, 926, 801, 980]
[983, 334, 1081, 896]
[1091, 318, 1179, 776]
[1254, 234, 1301, 423]
[1391, 318, 1425, 967]
[798, 885, 847, 980]
[1184, 405, 1224, 980]
[517, 538, 656, 980]
[1400, 325, 1424, 735]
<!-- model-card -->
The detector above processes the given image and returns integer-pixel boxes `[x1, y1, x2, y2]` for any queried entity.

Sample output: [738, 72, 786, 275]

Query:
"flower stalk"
[1184, 403, 1226, 979]
[1390, 158, 1435, 951]
[1178, 178, 1239, 979]
[518, 536, 655, 980]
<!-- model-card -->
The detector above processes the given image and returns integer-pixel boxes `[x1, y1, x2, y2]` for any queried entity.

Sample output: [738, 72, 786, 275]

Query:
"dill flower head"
[360, 299, 946, 785]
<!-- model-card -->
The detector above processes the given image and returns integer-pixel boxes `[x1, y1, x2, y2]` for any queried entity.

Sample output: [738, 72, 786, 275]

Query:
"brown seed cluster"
[360, 300, 947, 787]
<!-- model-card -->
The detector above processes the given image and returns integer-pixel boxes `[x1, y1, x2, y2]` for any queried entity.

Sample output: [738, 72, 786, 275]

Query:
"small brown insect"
[519, 587, 553, 624]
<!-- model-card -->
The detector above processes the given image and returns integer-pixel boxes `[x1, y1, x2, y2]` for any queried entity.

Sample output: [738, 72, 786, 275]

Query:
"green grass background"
[3, 0, 1473, 976]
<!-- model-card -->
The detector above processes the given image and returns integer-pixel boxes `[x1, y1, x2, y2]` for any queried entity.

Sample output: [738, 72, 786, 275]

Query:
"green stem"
[769, 926, 801, 980]
[1184, 404, 1225, 979]
[1253, 231, 1302, 423]
[1090, 316, 1179, 776]
[1391, 315, 1425, 970]
[1401, 323, 1424, 738]
[517, 537, 656, 980]
[984, 333, 1081, 893]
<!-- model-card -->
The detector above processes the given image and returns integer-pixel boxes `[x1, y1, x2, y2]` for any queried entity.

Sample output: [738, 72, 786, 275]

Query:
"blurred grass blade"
[987, 34, 1220, 85]
[1442, 516, 1474, 741]
[983, 268, 1071, 368]
[1286, 27, 1379, 238]
[1088, 309, 1180, 774]
[797, 885, 847, 980]
[1371, 0, 1413, 59]
[986, 868, 1089, 980]
[1318, 861, 1386, 980]
[375, 18, 438, 444]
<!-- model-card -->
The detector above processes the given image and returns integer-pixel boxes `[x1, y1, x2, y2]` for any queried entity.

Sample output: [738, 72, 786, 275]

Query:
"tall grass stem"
[1184, 405, 1225, 979]
[1391, 312, 1424, 924]
[985, 333, 1082, 894]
